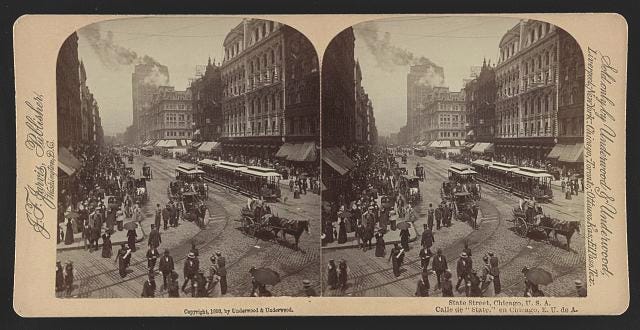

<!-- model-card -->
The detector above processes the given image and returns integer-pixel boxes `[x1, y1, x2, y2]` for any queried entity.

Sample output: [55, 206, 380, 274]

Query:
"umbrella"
[123, 221, 138, 231]
[250, 267, 281, 285]
[64, 210, 80, 219]
[396, 221, 411, 230]
[524, 267, 553, 285]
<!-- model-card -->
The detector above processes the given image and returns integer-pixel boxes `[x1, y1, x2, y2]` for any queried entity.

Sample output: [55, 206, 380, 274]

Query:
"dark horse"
[268, 216, 310, 250]
[539, 217, 581, 251]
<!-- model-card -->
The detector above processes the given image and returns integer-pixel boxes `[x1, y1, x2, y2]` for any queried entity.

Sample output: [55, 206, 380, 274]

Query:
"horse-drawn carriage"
[452, 192, 475, 222]
[415, 163, 425, 182]
[142, 164, 152, 180]
[511, 203, 581, 250]
[180, 192, 208, 228]
[238, 199, 310, 249]
[399, 175, 421, 206]
[133, 177, 148, 204]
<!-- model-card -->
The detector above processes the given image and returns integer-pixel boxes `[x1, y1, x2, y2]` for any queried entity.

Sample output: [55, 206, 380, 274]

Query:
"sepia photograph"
[55, 17, 320, 298]
[321, 16, 587, 298]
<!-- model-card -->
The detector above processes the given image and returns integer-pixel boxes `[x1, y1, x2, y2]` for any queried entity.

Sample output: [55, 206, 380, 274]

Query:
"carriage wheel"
[516, 217, 528, 237]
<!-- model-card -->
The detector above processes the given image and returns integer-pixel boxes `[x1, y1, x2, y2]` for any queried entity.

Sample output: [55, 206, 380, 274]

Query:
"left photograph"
[55, 17, 320, 298]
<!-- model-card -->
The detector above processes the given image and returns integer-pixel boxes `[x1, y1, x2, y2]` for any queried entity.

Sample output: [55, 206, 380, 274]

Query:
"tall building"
[147, 86, 193, 143]
[322, 27, 356, 148]
[495, 20, 560, 162]
[419, 86, 466, 143]
[406, 64, 445, 143]
[220, 19, 319, 161]
[551, 28, 585, 169]
[132, 63, 169, 143]
[56, 32, 81, 148]
[191, 58, 224, 142]
[465, 59, 496, 145]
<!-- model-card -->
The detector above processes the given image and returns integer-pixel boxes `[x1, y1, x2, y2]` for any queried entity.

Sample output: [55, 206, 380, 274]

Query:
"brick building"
[56, 32, 81, 148]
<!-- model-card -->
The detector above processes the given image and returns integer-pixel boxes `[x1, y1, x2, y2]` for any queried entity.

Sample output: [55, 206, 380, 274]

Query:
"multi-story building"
[465, 60, 496, 149]
[406, 64, 445, 144]
[494, 19, 560, 162]
[147, 86, 193, 143]
[220, 19, 319, 162]
[132, 63, 169, 143]
[366, 99, 378, 144]
[354, 61, 367, 144]
[322, 27, 356, 148]
[550, 29, 585, 169]
[419, 86, 466, 143]
[191, 58, 224, 142]
[56, 32, 81, 148]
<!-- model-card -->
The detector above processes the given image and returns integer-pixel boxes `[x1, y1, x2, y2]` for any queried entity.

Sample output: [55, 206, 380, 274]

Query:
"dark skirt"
[375, 237, 385, 257]
[327, 269, 338, 287]
[337, 222, 347, 244]
[64, 223, 75, 245]
[102, 238, 112, 258]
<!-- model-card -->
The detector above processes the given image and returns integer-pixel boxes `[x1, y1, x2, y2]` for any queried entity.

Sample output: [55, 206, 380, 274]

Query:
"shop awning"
[546, 144, 566, 159]
[190, 141, 203, 149]
[58, 147, 82, 176]
[428, 141, 438, 148]
[275, 143, 294, 158]
[558, 143, 584, 163]
[198, 141, 221, 153]
[170, 148, 188, 154]
[287, 142, 317, 162]
[163, 140, 178, 148]
[470, 142, 495, 154]
[322, 147, 355, 175]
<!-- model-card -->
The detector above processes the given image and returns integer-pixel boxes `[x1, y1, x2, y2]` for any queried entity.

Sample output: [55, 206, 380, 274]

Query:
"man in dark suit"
[170, 201, 178, 227]
[421, 225, 435, 250]
[415, 270, 431, 297]
[455, 252, 472, 295]
[148, 224, 161, 249]
[215, 251, 228, 295]
[154, 204, 162, 230]
[182, 252, 199, 293]
[488, 251, 501, 294]
[146, 246, 160, 272]
[159, 249, 174, 289]
[141, 273, 156, 298]
[432, 248, 448, 289]
[162, 204, 171, 231]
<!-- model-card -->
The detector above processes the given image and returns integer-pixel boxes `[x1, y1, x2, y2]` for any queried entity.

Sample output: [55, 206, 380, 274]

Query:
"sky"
[77, 17, 243, 136]
[353, 16, 521, 137]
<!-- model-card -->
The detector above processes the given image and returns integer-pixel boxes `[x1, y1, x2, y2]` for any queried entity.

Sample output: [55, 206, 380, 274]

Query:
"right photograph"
[321, 17, 586, 297]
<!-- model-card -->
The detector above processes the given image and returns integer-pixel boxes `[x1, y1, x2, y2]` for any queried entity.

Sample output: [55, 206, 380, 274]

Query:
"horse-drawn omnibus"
[141, 146, 154, 157]
[175, 163, 205, 182]
[237, 166, 282, 202]
[442, 164, 479, 200]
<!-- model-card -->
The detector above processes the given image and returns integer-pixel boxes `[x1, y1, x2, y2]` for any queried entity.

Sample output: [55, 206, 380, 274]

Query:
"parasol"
[250, 267, 281, 285]
[396, 221, 411, 230]
[123, 221, 138, 230]
[524, 267, 553, 285]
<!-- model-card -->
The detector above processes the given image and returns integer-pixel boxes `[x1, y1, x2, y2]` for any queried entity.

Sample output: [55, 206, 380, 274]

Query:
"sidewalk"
[56, 221, 145, 252]
[322, 224, 418, 250]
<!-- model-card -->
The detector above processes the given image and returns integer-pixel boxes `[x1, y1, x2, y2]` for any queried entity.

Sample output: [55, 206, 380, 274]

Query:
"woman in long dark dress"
[326, 259, 338, 290]
[64, 218, 75, 245]
[337, 216, 347, 244]
[116, 244, 131, 278]
[127, 229, 137, 252]
[338, 260, 349, 290]
[374, 231, 385, 257]
[101, 232, 112, 258]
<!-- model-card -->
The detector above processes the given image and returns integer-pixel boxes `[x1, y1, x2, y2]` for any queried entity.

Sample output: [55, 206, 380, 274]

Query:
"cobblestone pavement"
[322, 154, 585, 297]
[56, 155, 320, 298]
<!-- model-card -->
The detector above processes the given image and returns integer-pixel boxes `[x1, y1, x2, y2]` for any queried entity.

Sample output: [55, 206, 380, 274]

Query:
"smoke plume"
[355, 21, 445, 87]
[78, 25, 169, 86]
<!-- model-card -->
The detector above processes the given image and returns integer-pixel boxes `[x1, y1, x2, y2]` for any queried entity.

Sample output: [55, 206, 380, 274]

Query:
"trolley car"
[237, 166, 282, 202]
[470, 160, 554, 202]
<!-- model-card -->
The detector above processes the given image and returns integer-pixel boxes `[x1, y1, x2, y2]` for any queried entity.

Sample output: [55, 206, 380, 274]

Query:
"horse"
[267, 216, 310, 250]
[539, 217, 581, 251]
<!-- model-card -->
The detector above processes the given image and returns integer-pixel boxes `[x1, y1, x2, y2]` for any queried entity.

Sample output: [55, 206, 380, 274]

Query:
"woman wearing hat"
[337, 208, 347, 244]
[441, 270, 454, 297]
[101, 232, 112, 258]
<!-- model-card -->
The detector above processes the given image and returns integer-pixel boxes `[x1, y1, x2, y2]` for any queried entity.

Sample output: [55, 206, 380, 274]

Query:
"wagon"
[511, 205, 554, 237]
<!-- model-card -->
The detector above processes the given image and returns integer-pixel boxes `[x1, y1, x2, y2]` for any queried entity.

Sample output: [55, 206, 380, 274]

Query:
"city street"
[56, 154, 320, 298]
[322, 153, 585, 297]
